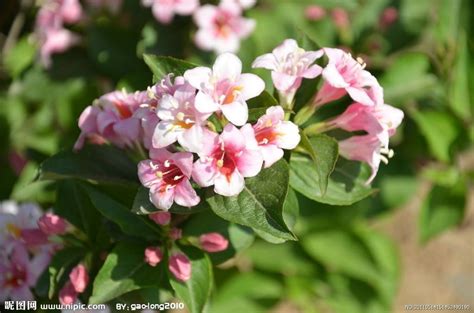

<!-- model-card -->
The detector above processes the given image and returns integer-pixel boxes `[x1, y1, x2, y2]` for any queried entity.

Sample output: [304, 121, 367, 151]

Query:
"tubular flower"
[241, 106, 300, 168]
[252, 39, 323, 103]
[193, 0, 255, 53]
[142, 0, 199, 24]
[184, 53, 264, 126]
[148, 212, 171, 225]
[192, 124, 263, 196]
[328, 102, 404, 145]
[69, 264, 89, 293]
[37, 213, 68, 235]
[74, 90, 154, 150]
[338, 134, 395, 185]
[138, 149, 200, 211]
[152, 83, 209, 149]
[314, 48, 382, 107]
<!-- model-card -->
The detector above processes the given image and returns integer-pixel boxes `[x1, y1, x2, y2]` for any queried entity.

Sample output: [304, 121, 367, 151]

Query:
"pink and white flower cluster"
[0, 202, 69, 301]
[75, 52, 301, 211]
[142, 0, 256, 53]
[253, 39, 403, 183]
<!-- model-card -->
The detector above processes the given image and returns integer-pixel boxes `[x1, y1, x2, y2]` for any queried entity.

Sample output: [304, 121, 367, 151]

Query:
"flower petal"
[174, 180, 200, 207]
[214, 171, 245, 196]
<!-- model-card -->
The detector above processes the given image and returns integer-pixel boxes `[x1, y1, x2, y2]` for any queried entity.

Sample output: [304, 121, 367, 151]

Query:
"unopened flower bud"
[168, 253, 191, 282]
[144, 246, 163, 267]
[149, 212, 171, 225]
[69, 264, 89, 293]
[199, 232, 229, 253]
[38, 213, 68, 235]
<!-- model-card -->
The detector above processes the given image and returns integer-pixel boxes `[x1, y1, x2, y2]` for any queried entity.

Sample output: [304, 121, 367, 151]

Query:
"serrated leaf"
[90, 242, 165, 304]
[170, 247, 213, 313]
[299, 133, 339, 195]
[206, 159, 296, 241]
[143, 54, 198, 82]
[290, 156, 375, 206]
[38, 145, 138, 186]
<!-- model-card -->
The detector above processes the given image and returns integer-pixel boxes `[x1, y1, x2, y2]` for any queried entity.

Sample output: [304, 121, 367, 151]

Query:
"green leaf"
[4, 37, 36, 77]
[300, 133, 339, 195]
[55, 180, 102, 239]
[182, 210, 254, 264]
[449, 31, 472, 120]
[83, 185, 160, 239]
[47, 247, 85, 299]
[290, 156, 375, 206]
[411, 109, 459, 162]
[90, 242, 165, 304]
[380, 52, 438, 105]
[419, 182, 466, 242]
[132, 186, 210, 215]
[38, 145, 138, 185]
[379, 176, 418, 208]
[207, 159, 296, 241]
[170, 247, 213, 313]
[143, 54, 198, 82]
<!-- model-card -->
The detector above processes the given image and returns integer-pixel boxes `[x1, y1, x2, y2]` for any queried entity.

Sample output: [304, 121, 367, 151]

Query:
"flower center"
[174, 111, 195, 129]
[254, 120, 278, 145]
[214, 15, 232, 38]
[151, 160, 185, 192]
[4, 266, 26, 288]
[113, 100, 133, 119]
[214, 150, 236, 180]
[6, 223, 21, 238]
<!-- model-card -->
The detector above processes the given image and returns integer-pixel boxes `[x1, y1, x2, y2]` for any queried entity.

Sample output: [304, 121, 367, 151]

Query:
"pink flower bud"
[379, 7, 398, 28]
[305, 5, 326, 21]
[20, 229, 49, 246]
[169, 228, 182, 241]
[59, 281, 77, 305]
[331, 8, 349, 29]
[199, 233, 229, 253]
[69, 264, 89, 293]
[38, 213, 68, 235]
[168, 253, 191, 282]
[144, 246, 163, 267]
[149, 212, 171, 225]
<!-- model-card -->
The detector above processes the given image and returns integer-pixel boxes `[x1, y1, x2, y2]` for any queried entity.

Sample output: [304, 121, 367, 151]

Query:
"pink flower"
[338, 134, 394, 184]
[138, 149, 200, 211]
[199, 233, 229, 252]
[59, 281, 77, 305]
[168, 253, 191, 282]
[20, 229, 49, 247]
[169, 227, 182, 240]
[252, 39, 323, 103]
[241, 106, 300, 168]
[142, 0, 199, 24]
[149, 212, 171, 225]
[331, 7, 349, 29]
[74, 90, 155, 150]
[305, 5, 326, 21]
[314, 48, 382, 107]
[191, 124, 263, 196]
[152, 83, 209, 149]
[184, 53, 264, 126]
[144, 246, 163, 266]
[0, 244, 50, 301]
[193, 1, 255, 53]
[38, 213, 68, 235]
[328, 102, 404, 146]
[58, 0, 83, 24]
[69, 264, 89, 293]
[39, 28, 80, 68]
[379, 7, 398, 28]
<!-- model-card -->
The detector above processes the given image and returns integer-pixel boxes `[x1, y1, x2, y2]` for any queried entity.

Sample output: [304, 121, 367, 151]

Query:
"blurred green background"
[0, 0, 472, 312]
